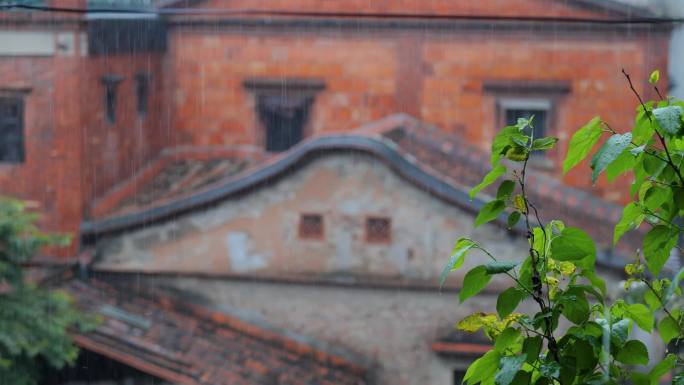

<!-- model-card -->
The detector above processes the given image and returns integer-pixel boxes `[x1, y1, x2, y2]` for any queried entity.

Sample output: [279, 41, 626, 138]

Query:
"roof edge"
[80, 131, 493, 236]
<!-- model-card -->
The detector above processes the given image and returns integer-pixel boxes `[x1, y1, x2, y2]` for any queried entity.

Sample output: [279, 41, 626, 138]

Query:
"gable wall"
[93, 152, 530, 285]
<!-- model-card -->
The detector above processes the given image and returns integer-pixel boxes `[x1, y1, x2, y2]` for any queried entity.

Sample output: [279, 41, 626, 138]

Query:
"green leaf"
[643, 225, 678, 277]
[613, 202, 644, 245]
[631, 372, 651, 385]
[471, 164, 507, 200]
[653, 105, 683, 135]
[612, 319, 631, 347]
[497, 288, 526, 318]
[475, 200, 506, 228]
[649, 354, 676, 384]
[649, 70, 660, 84]
[464, 350, 501, 385]
[492, 126, 522, 166]
[625, 303, 654, 333]
[573, 339, 598, 370]
[615, 340, 649, 365]
[643, 185, 672, 212]
[485, 261, 518, 274]
[495, 355, 527, 385]
[539, 361, 560, 378]
[590, 133, 632, 184]
[510, 371, 531, 385]
[531, 137, 558, 151]
[495, 327, 521, 352]
[559, 288, 590, 324]
[440, 238, 477, 286]
[563, 116, 603, 174]
[605, 149, 635, 182]
[550, 227, 596, 261]
[522, 336, 542, 364]
[507, 212, 521, 229]
[460, 266, 493, 303]
[674, 373, 684, 385]
[666, 266, 684, 300]
[644, 289, 660, 311]
[658, 316, 679, 344]
[497, 180, 516, 200]
[633, 108, 655, 146]
[582, 269, 606, 295]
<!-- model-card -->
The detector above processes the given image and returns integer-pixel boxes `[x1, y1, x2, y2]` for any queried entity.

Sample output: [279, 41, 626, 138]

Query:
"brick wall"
[80, 53, 167, 206]
[165, 24, 669, 201]
[0, 28, 86, 255]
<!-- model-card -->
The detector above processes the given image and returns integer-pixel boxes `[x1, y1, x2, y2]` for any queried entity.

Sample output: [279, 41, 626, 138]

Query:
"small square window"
[299, 214, 324, 239]
[366, 217, 391, 243]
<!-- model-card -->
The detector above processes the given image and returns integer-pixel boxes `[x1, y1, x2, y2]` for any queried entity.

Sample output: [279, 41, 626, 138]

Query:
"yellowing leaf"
[558, 261, 576, 276]
[457, 312, 498, 332]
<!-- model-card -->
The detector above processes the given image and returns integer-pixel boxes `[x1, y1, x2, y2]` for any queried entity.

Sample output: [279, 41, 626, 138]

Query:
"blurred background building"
[0, 1, 677, 384]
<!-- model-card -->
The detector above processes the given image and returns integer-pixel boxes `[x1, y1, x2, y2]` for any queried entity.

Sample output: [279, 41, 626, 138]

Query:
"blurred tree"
[0, 198, 90, 385]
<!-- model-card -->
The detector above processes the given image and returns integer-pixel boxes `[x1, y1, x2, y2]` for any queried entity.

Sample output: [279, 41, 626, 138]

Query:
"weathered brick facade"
[0, 0, 669, 255]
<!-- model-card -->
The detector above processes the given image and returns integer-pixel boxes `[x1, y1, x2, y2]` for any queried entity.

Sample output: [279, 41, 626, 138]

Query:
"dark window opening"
[366, 217, 391, 243]
[258, 94, 311, 152]
[501, 100, 550, 158]
[244, 79, 325, 152]
[102, 75, 123, 124]
[299, 214, 324, 239]
[135, 73, 150, 116]
[0, 96, 25, 163]
[453, 370, 466, 385]
[505, 108, 547, 140]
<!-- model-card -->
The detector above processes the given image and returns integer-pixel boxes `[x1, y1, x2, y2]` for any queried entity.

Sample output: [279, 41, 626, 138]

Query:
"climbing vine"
[443, 69, 683, 385]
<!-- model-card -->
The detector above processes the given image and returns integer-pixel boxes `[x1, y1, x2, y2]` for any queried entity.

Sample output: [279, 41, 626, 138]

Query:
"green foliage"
[460, 266, 493, 303]
[0, 197, 90, 385]
[590, 132, 632, 184]
[563, 116, 602, 174]
[443, 71, 684, 385]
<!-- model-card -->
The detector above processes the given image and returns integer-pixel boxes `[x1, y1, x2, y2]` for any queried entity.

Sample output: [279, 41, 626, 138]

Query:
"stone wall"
[93, 152, 530, 287]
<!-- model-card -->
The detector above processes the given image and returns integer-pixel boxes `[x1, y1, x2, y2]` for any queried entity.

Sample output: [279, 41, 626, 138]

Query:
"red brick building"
[0, 0, 670, 255]
[0, 1, 674, 384]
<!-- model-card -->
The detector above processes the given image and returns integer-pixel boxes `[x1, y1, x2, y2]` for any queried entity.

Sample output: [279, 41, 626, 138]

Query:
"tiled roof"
[113, 158, 251, 215]
[378, 117, 631, 255]
[83, 114, 632, 261]
[66, 279, 368, 385]
[89, 146, 264, 219]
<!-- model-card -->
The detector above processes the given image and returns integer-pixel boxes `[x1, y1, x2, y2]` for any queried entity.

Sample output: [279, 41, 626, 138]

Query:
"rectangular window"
[299, 214, 324, 239]
[500, 99, 551, 157]
[135, 73, 149, 116]
[244, 79, 325, 152]
[0, 96, 25, 163]
[366, 217, 391, 243]
[102, 75, 123, 124]
[453, 370, 466, 385]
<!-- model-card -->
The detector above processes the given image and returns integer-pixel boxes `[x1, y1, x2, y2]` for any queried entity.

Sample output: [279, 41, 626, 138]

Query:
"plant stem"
[622, 68, 684, 186]
[518, 154, 559, 362]
[641, 278, 684, 335]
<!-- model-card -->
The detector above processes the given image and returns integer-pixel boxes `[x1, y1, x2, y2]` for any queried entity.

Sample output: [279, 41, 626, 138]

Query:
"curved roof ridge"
[81, 130, 489, 236]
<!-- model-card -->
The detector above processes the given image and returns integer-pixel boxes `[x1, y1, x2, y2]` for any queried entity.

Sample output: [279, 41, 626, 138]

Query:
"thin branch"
[641, 278, 684, 335]
[622, 68, 684, 186]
